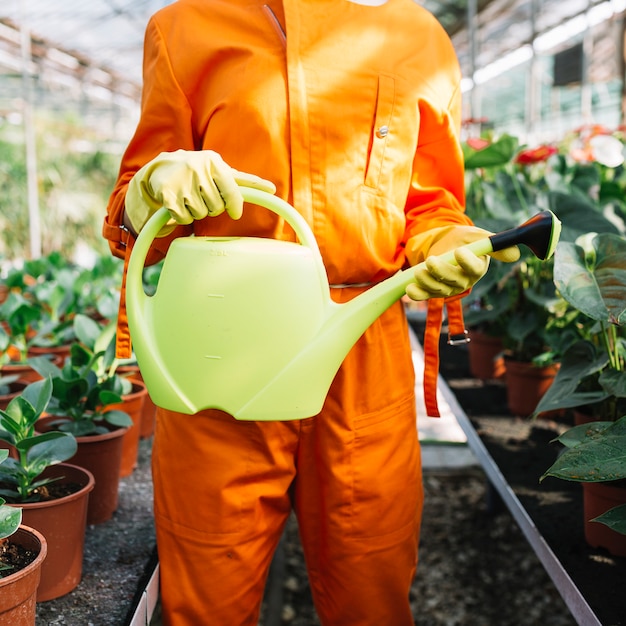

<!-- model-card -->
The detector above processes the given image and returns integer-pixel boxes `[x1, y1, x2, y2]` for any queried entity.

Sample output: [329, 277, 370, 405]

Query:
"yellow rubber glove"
[405, 225, 520, 301]
[125, 150, 277, 236]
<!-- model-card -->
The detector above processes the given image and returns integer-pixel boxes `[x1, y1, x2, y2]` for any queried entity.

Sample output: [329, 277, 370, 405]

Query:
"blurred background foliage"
[0, 114, 119, 262]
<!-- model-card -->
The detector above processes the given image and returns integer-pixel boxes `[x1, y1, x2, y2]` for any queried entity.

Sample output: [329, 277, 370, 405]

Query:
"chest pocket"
[364, 74, 396, 190]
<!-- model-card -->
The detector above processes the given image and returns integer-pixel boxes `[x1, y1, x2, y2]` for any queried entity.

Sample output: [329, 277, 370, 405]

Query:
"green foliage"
[0, 115, 120, 260]
[0, 450, 22, 541]
[533, 233, 626, 420]
[542, 417, 626, 482]
[462, 131, 626, 365]
[542, 416, 626, 535]
[28, 314, 132, 437]
[0, 377, 77, 503]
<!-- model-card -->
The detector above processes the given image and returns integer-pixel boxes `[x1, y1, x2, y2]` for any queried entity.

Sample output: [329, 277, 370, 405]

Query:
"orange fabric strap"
[115, 233, 135, 360]
[422, 296, 467, 418]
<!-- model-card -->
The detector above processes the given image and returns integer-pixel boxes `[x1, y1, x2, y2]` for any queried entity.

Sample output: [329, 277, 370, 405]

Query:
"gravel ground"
[35, 437, 157, 626]
[257, 466, 577, 626]
[33, 437, 577, 626]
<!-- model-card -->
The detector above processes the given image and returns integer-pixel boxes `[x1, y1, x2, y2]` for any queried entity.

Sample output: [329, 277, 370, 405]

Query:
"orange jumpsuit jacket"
[103, 0, 472, 415]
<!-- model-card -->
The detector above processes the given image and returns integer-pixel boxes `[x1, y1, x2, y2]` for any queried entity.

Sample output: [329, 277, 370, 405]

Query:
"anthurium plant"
[542, 415, 626, 535]
[0, 377, 77, 502]
[532, 232, 626, 420]
[28, 314, 133, 437]
[462, 128, 626, 365]
[538, 232, 626, 536]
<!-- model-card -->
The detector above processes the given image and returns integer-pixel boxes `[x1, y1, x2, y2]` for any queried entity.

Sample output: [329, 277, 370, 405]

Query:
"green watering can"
[126, 188, 561, 421]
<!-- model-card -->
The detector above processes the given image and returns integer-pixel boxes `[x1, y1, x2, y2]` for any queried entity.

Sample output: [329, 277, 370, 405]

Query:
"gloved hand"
[124, 149, 276, 236]
[405, 225, 520, 301]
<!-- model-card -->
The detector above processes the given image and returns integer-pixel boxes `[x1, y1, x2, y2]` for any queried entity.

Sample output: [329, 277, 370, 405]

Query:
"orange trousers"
[152, 299, 423, 625]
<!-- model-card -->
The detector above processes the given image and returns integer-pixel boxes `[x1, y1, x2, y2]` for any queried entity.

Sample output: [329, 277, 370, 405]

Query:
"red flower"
[515, 145, 558, 164]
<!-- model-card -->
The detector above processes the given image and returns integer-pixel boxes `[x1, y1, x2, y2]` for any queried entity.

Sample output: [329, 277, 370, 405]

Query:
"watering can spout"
[126, 188, 561, 421]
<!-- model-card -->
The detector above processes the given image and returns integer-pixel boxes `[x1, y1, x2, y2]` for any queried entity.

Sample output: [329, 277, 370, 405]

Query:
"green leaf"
[59, 419, 98, 437]
[0, 396, 38, 438]
[463, 135, 519, 169]
[554, 235, 626, 325]
[21, 377, 53, 416]
[102, 409, 133, 428]
[553, 421, 614, 448]
[592, 503, 626, 534]
[542, 416, 626, 482]
[27, 355, 63, 380]
[600, 368, 626, 399]
[18, 431, 77, 473]
[73, 313, 102, 351]
[532, 341, 610, 415]
[0, 502, 21, 539]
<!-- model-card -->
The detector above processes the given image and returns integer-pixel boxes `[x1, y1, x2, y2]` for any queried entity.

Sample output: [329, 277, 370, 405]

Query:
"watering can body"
[126, 187, 560, 421]
[126, 188, 368, 421]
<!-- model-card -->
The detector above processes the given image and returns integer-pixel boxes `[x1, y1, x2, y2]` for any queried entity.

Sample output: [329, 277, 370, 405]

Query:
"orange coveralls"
[103, 1, 472, 624]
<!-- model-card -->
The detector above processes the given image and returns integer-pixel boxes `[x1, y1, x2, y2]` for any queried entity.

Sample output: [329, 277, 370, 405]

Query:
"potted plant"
[0, 377, 94, 601]
[29, 315, 139, 522]
[536, 232, 626, 555]
[462, 132, 626, 414]
[0, 293, 43, 382]
[0, 449, 48, 626]
[542, 415, 626, 556]
[1, 254, 82, 361]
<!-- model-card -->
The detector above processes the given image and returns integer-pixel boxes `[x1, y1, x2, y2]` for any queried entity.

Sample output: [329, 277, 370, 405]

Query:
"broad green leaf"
[1, 396, 37, 434]
[593, 503, 626, 534]
[59, 419, 99, 437]
[27, 355, 62, 380]
[554, 235, 626, 325]
[463, 135, 519, 169]
[20, 432, 77, 473]
[73, 313, 102, 351]
[98, 390, 122, 406]
[102, 409, 133, 428]
[600, 369, 626, 399]
[0, 502, 21, 539]
[532, 341, 610, 415]
[21, 377, 53, 416]
[551, 194, 622, 242]
[542, 416, 626, 482]
[553, 421, 614, 448]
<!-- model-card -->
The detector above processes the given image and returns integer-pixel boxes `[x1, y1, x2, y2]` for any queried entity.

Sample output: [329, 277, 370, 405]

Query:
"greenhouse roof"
[1, 0, 615, 85]
[2, 1, 495, 83]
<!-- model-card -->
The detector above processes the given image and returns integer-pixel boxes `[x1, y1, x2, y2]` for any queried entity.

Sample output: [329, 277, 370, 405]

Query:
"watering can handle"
[128, 187, 323, 292]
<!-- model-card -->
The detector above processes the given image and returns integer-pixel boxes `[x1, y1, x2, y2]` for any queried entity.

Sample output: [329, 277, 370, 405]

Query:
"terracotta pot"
[582, 481, 626, 557]
[0, 380, 28, 411]
[37, 417, 127, 525]
[504, 359, 559, 417]
[0, 363, 42, 385]
[0, 525, 47, 626]
[117, 366, 156, 439]
[0, 354, 64, 384]
[573, 408, 605, 426]
[107, 381, 147, 477]
[27, 344, 72, 362]
[467, 330, 505, 380]
[17, 463, 95, 601]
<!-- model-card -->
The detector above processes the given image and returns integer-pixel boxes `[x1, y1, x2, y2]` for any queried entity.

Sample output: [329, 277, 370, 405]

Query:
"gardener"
[103, 1, 518, 624]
